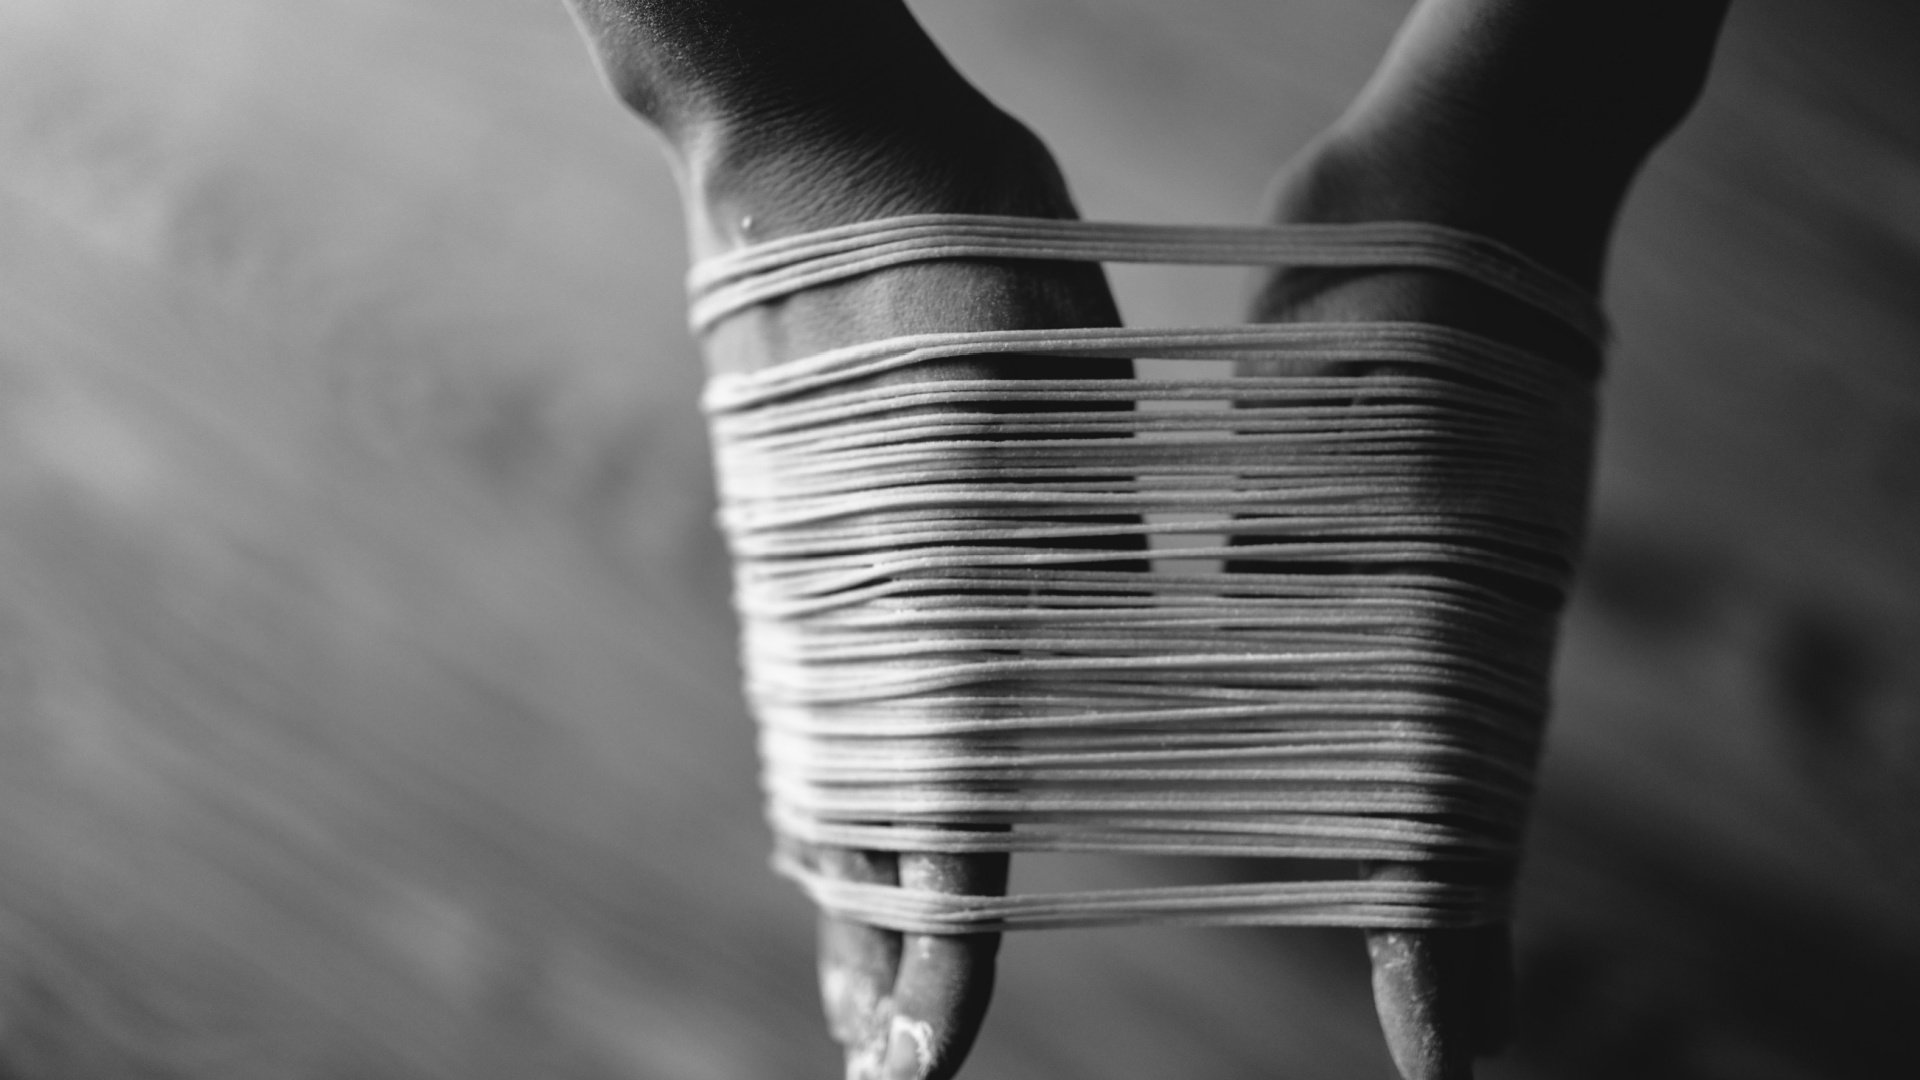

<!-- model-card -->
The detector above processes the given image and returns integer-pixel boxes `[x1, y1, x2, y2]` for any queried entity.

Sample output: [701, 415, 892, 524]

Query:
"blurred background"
[0, 0, 1915, 1076]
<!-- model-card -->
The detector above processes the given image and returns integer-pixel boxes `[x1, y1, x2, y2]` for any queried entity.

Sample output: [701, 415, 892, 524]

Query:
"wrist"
[677, 100, 1071, 258]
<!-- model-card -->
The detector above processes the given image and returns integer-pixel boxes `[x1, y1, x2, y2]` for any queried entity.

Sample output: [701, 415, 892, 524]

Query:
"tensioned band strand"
[696, 215, 1599, 935]
[688, 213, 1607, 345]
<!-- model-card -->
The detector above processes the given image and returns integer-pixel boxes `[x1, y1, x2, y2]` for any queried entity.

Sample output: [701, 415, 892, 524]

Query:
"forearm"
[563, 1, 981, 140]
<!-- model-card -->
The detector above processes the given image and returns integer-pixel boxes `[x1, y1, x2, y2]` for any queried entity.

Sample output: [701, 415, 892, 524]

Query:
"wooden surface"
[0, 1, 1914, 1076]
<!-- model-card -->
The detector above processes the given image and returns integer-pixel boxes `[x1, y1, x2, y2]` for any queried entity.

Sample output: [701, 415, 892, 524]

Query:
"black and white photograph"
[0, 2, 1913, 1077]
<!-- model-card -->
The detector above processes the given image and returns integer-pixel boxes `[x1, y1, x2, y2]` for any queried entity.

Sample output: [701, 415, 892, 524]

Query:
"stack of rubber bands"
[693, 215, 1604, 935]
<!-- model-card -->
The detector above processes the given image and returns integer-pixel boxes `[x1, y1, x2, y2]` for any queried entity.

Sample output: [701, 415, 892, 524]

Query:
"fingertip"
[814, 848, 903, 1048]
[879, 853, 1009, 1080]
[883, 931, 999, 1080]
[1367, 928, 1474, 1080]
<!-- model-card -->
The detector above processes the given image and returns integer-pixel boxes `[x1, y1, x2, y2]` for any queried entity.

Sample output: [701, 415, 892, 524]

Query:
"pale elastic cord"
[688, 213, 1606, 345]
[695, 214, 1601, 934]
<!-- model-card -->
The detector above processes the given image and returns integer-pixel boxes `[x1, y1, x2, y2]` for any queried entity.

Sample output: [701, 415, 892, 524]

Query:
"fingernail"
[880, 1015, 935, 1080]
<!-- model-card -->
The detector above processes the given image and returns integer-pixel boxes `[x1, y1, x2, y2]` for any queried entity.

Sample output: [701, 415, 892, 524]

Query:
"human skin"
[560, 2, 1728, 1078]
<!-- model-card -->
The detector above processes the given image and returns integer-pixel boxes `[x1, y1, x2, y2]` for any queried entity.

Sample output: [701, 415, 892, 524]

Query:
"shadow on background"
[0, 1, 1913, 1077]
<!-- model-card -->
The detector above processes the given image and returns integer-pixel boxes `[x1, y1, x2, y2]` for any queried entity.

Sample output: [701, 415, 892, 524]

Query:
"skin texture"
[560, 2, 1729, 1078]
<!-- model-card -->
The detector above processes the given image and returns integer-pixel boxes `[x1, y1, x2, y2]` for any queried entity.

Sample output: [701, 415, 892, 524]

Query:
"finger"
[1362, 881, 1513, 1073]
[813, 846, 903, 1052]
[1364, 862, 1478, 1080]
[858, 852, 1009, 1080]
[1367, 927, 1474, 1080]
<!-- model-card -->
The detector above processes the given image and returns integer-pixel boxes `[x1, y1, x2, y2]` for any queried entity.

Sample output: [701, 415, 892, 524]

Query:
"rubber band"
[694, 215, 1599, 933]
[688, 214, 1607, 345]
